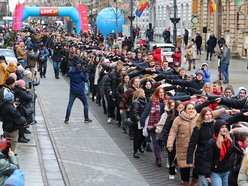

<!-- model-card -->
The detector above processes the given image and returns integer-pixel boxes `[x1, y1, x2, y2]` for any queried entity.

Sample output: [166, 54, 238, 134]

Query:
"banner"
[192, 0, 198, 16]
[40, 8, 59, 16]
[209, 0, 216, 14]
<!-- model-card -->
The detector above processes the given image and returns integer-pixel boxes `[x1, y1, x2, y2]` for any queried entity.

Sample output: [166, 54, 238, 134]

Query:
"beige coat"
[0, 60, 7, 85]
[167, 108, 226, 168]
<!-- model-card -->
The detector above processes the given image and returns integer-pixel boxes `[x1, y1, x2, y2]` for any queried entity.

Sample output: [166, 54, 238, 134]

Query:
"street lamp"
[128, 0, 135, 40]
[170, 0, 180, 46]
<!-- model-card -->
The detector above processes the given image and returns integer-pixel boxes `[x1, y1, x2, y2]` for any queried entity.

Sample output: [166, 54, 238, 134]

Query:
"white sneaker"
[107, 118, 112, 123]
[169, 175, 175, 180]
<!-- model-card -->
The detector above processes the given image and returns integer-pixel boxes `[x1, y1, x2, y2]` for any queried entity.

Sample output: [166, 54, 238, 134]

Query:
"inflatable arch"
[13, 3, 89, 34]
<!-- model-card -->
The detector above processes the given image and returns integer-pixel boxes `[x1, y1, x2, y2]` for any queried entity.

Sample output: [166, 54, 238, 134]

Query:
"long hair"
[173, 100, 182, 118]
[150, 87, 169, 102]
[195, 107, 213, 129]
[216, 130, 232, 149]
[132, 88, 145, 101]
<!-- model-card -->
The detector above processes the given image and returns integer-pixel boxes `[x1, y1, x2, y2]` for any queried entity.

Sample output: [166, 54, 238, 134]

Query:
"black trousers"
[132, 125, 143, 153]
[180, 167, 198, 182]
[167, 142, 176, 175]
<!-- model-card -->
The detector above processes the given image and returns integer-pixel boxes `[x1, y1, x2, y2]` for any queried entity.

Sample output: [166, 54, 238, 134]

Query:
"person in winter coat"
[166, 70, 205, 92]
[201, 63, 211, 83]
[0, 146, 19, 185]
[238, 152, 248, 185]
[0, 57, 7, 85]
[229, 128, 248, 186]
[130, 88, 146, 159]
[1, 92, 26, 150]
[64, 66, 92, 124]
[233, 87, 247, 100]
[167, 103, 199, 186]
[221, 44, 231, 84]
[140, 87, 169, 167]
[3, 62, 16, 85]
[172, 47, 182, 66]
[195, 33, 202, 55]
[26, 47, 38, 76]
[206, 35, 217, 61]
[52, 43, 63, 79]
[38, 43, 49, 78]
[203, 120, 232, 186]
[14, 79, 33, 138]
[186, 107, 227, 186]
[185, 44, 193, 71]
[156, 100, 184, 180]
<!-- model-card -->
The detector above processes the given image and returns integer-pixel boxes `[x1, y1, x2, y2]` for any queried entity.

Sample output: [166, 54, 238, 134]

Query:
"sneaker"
[24, 129, 31, 134]
[107, 117, 112, 123]
[84, 119, 92, 123]
[64, 119, 69, 124]
[169, 175, 175, 180]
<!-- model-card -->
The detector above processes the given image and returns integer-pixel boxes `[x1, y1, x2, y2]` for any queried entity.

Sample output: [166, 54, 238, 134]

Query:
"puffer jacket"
[1, 101, 26, 133]
[167, 110, 198, 168]
[130, 98, 146, 124]
[229, 140, 245, 186]
[68, 67, 88, 95]
[0, 152, 19, 185]
[204, 137, 231, 176]
[186, 109, 226, 175]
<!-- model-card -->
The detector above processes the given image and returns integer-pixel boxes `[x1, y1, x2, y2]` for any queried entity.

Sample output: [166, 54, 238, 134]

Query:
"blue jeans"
[211, 171, 229, 186]
[65, 93, 89, 120]
[39, 61, 47, 77]
[221, 63, 229, 80]
[199, 175, 209, 186]
[53, 61, 61, 78]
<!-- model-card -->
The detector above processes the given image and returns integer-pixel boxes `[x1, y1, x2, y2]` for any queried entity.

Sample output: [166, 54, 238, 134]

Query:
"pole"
[173, 0, 177, 46]
[128, 0, 135, 40]
[170, 0, 180, 46]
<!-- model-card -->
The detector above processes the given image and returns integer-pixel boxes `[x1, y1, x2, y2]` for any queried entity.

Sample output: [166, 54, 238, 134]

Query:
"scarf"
[213, 134, 231, 161]
[148, 100, 167, 128]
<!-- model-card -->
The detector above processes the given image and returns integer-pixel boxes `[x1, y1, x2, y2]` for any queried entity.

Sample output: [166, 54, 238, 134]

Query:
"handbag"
[39, 56, 46, 63]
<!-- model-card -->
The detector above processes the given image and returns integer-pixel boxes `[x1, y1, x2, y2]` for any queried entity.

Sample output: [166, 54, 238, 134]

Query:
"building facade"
[192, 0, 248, 57]
[134, 0, 192, 42]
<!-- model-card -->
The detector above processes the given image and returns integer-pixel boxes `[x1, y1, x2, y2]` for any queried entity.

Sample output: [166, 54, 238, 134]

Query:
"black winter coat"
[130, 98, 146, 124]
[228, 140, 244, 186]
[1, 101, 26, 133]
[204, 137, 231, 176]
[220, 97, 248, 110]
[167, 78, 205, 91]
[187, 121, 215, 175]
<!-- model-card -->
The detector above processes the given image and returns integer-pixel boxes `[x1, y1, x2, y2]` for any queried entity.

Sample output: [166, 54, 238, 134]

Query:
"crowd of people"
[0, 22, 246, 186]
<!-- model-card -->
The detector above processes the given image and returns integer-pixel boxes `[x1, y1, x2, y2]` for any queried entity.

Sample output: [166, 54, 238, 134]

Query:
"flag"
[135, 0, 149, 17]
[209, 0, 216, 14]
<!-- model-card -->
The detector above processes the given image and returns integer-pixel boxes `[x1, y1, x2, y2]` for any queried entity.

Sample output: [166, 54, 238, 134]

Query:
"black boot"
[138, 148, 144, 153]
[146, 144, 153, 152]
[133, 152, 140, 159]
[18, 137, 28, 143]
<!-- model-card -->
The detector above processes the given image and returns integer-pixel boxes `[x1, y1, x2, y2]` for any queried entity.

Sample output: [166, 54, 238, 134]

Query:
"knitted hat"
[214, 120, 230, 135]
[16, 79, 26, 89]
[5, 77, 15, 86]
[23, 70, 32, 76]
[4, 92, 14, 102]
[196, 69, 204, 76]
[202, 63, 208, 67]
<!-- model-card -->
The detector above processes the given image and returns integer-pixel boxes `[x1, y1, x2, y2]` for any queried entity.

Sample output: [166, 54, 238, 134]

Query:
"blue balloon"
[96, 7, 125, 37]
